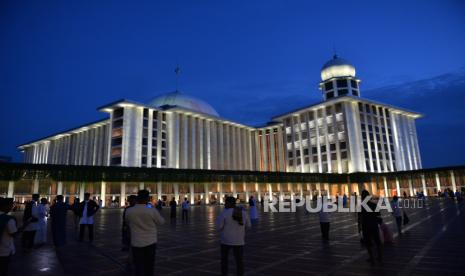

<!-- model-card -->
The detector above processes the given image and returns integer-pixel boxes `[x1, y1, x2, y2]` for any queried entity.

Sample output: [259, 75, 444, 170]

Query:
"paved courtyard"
[8, 198, 465, 275]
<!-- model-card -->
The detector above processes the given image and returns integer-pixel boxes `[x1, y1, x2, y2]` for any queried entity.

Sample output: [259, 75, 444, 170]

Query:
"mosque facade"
[18, 56, 422, 174]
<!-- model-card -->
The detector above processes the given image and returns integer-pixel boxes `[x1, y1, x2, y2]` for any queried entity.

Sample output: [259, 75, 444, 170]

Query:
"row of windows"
[366, 160, 396, 172]
[326, 89, 358, 99]
[324, 79, 358, 91]
[358, 103, 390, 117]
[289, 151, 348, 167]
[284, 104, 344, 126]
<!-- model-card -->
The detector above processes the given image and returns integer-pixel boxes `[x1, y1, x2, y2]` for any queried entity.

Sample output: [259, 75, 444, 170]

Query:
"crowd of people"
[0, 189, 463, 275]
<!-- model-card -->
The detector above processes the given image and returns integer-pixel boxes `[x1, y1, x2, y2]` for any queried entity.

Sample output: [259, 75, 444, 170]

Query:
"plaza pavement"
[8, 198, 465, 275]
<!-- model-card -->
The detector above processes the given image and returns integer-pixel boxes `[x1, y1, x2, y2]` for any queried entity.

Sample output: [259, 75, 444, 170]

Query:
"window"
[330, 143, 336, 151]
[287, 135, 292, 143]
[296, 150, 301, 157]
[143, 120, 148, 128]
[161, 159, 166, 166]
[358, 102, 363, 112]
[141, 157, 147, 164]
[350, 79, 358, 88]
[113, 108, 124, 118]
[112, 137, 122, 146]
[112, 119, 123, 128]
[313, 156, 318, 162]
[162, 132, 167, 139]
[288, 151, 293, 158]
[312, 147, 318, 154]
[337, 79, 347, 87]
[321, 145, 326, 153]
[142, 138, 147, 146]
[152, 148, 157, 155]
[331, 153, 337, 160]
[335, 103, 342, 113]
[341, 151, 347, 159]
[161, 150, 166, 157]
[325, 81, 333, 90]
[326, 91, 334, 99]
[288, 160, 294, 166]
[152, 130, 157, 138]
[111, 157, 121, 165]
[143, 108, 149, 117]
[161, 141, 166, 148]
[352, 90, 359, 96]
[301, 131, 308, 139]
[340, 141, 346, 149]
[152, 158, 157, 165]
[303, 148, 309, 156]
[162, 113, 166, 121]
[153, 121, 157, 129]
[338, 89, 348, 96]
[304, 157, 310, 164]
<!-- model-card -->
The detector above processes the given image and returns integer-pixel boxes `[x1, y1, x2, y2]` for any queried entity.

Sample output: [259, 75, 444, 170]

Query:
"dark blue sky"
[1, 0, 465, 167]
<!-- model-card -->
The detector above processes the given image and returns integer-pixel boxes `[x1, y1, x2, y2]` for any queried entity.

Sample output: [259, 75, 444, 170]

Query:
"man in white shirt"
[0, 198, 18, 276]
[125, 190, 165, 276]
[78, 193, 99, 242]
[181, 198, 190, 222]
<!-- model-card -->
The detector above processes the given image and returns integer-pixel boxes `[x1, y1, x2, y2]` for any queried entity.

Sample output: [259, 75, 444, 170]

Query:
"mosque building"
[19, 55, 422, 174]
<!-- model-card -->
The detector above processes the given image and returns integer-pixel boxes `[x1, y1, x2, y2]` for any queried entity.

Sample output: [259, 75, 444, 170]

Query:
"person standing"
[181, 198, 190, 223]
[34, 198, 48, 245]
[360, 190, 383, 265]
[122, 195, 137, 251]
[169, 197, 177, 220]
[216, 196, 251, 276]
[249, 196, 258, 220]
[71, 198, 80, 230]
[49, 195, 70, 247]
[78, 193, 99, 242]
[319, 206, 330, 241]
[156, 199, 163, 212]
[126, 190, 165, 276]
[22, 193, 40, 250]
[390, 196, 403, 236]
[0, 198, 18, 276]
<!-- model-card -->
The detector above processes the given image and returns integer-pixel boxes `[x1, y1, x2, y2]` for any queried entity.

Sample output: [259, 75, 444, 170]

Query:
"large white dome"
[147, 91, 219, 117]
[321, 55, 356, 81]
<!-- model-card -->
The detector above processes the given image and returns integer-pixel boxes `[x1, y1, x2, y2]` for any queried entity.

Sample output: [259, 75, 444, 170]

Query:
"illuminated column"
[204, 183, 209, 204]
[100, 181, 106, 207]
[268, 183, 272, 201]
[420, 174, 427, 196]
[316, 183, 321, 197]
[139, 182, 144, 190]
[232, 182, 237, 198]
[408, 178, 414, 197]
[245, 182, 249, 202]
[157, 181, 162, 200]
[450, 171, 457, 192]
[383, 177, 389, 197]
[277, 183, 283, 202]
[324, 183, 330, 199]
[189, 183, 195, 205]
[57, 181, 63, 195]
[33, 179, 39, 194]
[120, 182, 126, 207]
[298, 183, 303, 199]
[174, 183, 179, 202]
[435, 173, 441, 193]
[219, 182, 224, 204]
[79, 182, 85, 200]
[395, 177, 401, 196]
[289, 183, 294, 201]
[7, 181, 14, 198]
[256, 183, 262, 202]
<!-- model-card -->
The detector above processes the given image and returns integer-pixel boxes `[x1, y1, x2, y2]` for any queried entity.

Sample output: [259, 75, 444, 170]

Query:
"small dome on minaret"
[321, 54, 356, 81]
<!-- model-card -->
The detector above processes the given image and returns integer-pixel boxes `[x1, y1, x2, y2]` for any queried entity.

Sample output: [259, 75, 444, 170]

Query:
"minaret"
[319, 54, 361, 101]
